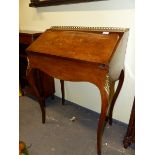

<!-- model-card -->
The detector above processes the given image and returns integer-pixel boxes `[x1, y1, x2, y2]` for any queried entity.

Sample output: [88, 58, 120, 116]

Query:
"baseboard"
[24, 94, 128, 127]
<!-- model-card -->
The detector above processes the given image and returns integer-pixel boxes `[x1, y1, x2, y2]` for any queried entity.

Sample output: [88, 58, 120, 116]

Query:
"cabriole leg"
[97, 84, 108, 155]
[108, 70, 124, 125]
[60, 80, 65, 105]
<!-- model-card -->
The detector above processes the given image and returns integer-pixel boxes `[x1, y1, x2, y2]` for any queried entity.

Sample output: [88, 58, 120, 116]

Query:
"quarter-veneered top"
[26, 30, 120, 64]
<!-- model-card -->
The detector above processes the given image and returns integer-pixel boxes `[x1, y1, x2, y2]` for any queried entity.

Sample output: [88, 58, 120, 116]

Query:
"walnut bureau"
[26, 26, 129, 155]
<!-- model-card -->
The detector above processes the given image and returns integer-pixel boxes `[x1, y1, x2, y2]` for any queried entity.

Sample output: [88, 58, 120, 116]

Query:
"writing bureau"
[26, 26, 129, 155]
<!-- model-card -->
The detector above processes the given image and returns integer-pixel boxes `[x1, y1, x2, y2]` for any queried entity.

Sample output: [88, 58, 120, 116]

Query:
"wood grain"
[27, 30, 120, 64]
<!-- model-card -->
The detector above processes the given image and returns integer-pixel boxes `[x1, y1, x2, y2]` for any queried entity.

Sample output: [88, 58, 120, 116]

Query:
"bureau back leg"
[60, 80, 65, 105]
[108, 69, 124, 125]
[26, 67, 46, 124]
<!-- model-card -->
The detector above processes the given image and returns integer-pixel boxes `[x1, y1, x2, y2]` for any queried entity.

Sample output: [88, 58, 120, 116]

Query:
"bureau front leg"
[97, 82, 108, 155]
[26, 67, 46, 124]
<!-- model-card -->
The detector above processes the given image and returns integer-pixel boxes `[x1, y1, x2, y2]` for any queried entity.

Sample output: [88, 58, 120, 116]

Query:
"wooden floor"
[19, 96, 135, 155]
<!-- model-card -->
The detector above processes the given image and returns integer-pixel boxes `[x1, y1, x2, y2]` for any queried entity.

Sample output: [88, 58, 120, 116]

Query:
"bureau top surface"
[27, 30, 120, 64]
